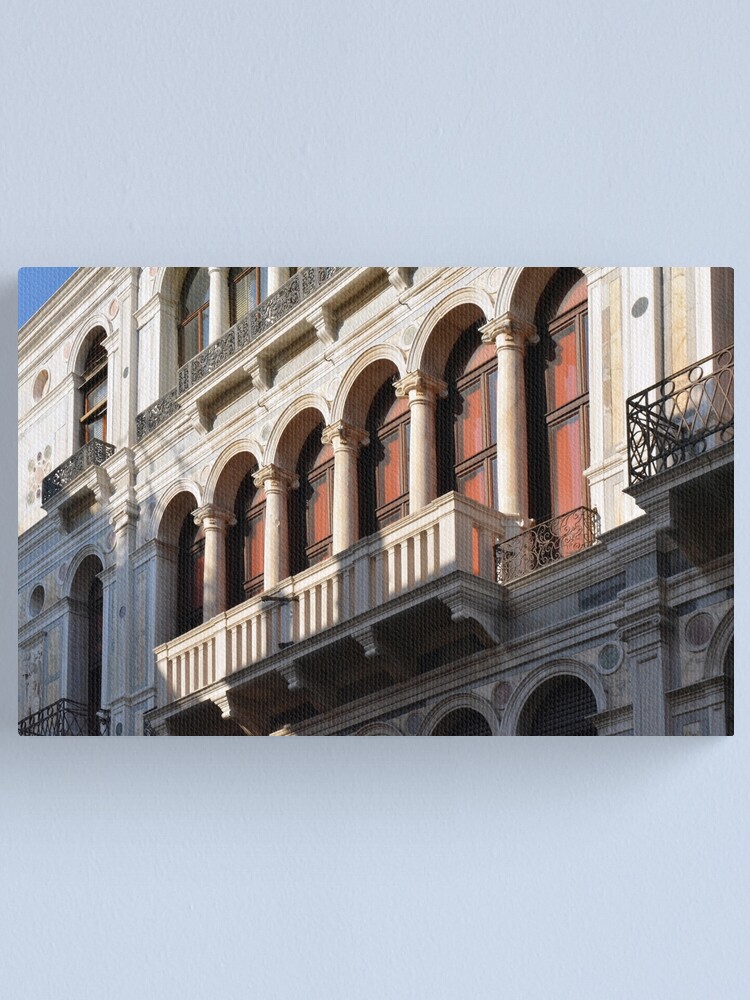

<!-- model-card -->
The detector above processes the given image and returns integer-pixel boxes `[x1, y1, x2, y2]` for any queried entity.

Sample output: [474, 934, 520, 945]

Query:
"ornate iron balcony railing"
[41, 438, 115, 505]
[18, 698, 111, 736]
[627, 346, 734, 485]
[136, 266, 343, 440]
[495, 506, 600, 585]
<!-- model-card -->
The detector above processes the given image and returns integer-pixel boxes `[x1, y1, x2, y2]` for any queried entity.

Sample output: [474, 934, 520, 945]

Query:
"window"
[440, 324, 497, 508]
[177, 515, 204, 633]
[361, 379, 410, 533]
[80, 329, 107, 445]
[228, 470, 266, 607]
[527, 270, 590, 524]
[87, 573, 103, 735]
[291, 423, 334, 572]
[178, 268, 210, 367]
[229, 267, 268, 325]
[518, 676, 597, 736]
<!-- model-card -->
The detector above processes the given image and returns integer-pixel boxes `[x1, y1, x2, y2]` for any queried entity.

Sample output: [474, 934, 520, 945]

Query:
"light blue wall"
[2, 2, 746, 997]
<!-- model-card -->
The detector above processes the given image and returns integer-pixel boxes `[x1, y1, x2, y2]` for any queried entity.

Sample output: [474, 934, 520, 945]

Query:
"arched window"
[229, 267, 268, 324]
[431, 708, 492, 735]
[439, 323, 497, 507]
[527, 270, 590, 523]
[87, 573, 103, 734]
[177, 514, 204, 633]
[228, 470, 266, 607]
[518, 675, 597, 735]
[360, 379, 410, 533]
[79, 328, 107, 445]
[178, 268, 210, 367]
[69, 555, 104, 734]
[291, 423, 334, 572]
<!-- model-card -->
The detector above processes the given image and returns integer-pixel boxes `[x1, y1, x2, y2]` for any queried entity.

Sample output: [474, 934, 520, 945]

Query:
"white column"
[322, 421, 369, 554]
[253, 465, 298, 590]
[193, 504, 235, 620]
[480, 313, 537, 523]
[208, 267, 229, 342]
[394, 371, 447, 512]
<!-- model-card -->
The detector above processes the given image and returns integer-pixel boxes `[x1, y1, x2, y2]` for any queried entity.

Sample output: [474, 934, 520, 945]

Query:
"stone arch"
[204, 439, 264, 509]
[332, 344, 407, 426]
[705, 607, 734, 680]
[500, 659, 605, 736]
[265, 395, 330, 470]
[62, 543, 110, 599]
[418, 692, 500, 736]
[152, 480, 202, 547]
[355, 722, 402, 736]
[152, 266, 191, 304]
[495, 267, 595, 325]
[68, 315, 113, 378]
[407, 288, 492, 377]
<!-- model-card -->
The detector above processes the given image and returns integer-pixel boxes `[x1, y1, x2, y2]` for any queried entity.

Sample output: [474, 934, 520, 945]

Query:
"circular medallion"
[598, 642, 623, 673]
[685, 612, 714, 650]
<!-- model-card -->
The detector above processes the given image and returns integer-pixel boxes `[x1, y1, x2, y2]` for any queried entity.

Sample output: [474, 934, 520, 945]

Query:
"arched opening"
[724, 637, 734, 736]
[438, 321, 497, 507]
[178, 268, 210, 367]
[79, 328, 108, 446]
[177, 514, 204, 634]
[290, 421, 334, 573]
[229, 267, 268, 324]
[69, 555, 104, 733]
[228, 468, 266, 606]
[360, 378, 410, 533]
[526, 269, 590, 525]
[517, 675, 597, 736]
[431, 707, 492, 735]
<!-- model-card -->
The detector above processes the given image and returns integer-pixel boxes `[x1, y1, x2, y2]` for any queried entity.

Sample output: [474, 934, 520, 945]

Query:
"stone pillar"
[618, 606, 675, 735]
[394, 371, 447, 512]
[322, 421, 369, 554]
[480, 313, 538, 523]
[208, 267, 229, 342]
[253, 465, 298, 589]
[268, 267, 290, 295]
[193, 504, 235, 620]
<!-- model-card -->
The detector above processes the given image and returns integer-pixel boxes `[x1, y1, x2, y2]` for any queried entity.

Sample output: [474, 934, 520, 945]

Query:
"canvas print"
[17, 267, 734, 736]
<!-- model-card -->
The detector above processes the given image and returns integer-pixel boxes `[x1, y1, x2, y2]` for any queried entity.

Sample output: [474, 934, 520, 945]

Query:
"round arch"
[355, 722, 402, 736]
[152, 266, 190, 304]
[705, 607, 734, 680]
[495, 266, 596, 325]
[264, 395, 331, 470]
[204, 439, 264, 509]
[331, 344, 407, 425]
[67, 315, 113, 378]
[418, 692, 499, 736]
[151, 479, 202, 545]
[62, 543, 109, 599]
[500, 660, 605, 736]
[407, 288, 492, 377]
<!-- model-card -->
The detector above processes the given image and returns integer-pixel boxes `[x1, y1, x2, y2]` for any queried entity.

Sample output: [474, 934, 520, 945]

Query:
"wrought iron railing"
[627, 346, 734, 484]
[18, 698, 111, 736]
[495, 506, 600, 584]
[136, 266, 344, 440]
[41, 438, 115, 505]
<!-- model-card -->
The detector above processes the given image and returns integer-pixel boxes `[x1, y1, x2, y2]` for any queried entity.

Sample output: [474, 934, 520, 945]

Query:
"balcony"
[18, 698, 111, 736]
[41, 438, 115, 508]
[494, 506, 600, 585]
[149, 492, 510, 729]
[627, 346, 733, 485]
[136, 266, 345, 440]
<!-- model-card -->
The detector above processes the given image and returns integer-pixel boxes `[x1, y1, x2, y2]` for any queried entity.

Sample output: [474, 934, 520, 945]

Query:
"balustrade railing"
[136, 266, 343, 440]
[41, 438, 115, 505]
[495, 507, 600, 585]
[155, 492, 505, 705]
[18, 698, 111, 736]
[627, 346, 734, 484]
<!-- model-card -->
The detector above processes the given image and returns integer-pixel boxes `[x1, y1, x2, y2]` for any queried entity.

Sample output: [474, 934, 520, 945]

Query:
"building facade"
[18, 266, 734, 736]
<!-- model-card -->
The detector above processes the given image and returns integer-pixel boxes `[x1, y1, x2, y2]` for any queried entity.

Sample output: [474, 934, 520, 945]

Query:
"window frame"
[79, 332, 108, 446]
[178, 268, 210, 368]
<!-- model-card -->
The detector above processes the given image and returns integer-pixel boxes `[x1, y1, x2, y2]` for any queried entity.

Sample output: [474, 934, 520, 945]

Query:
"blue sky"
[18, 267, 78, 327]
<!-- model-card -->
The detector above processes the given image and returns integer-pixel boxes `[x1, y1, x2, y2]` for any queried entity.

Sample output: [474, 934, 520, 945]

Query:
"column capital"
[321, 420, 369, 451]
[252, 464, 299, 492]
[480, 312, 539, 351]
[393, 370, 448, 401]
[192, 503, 236, 529]
[207, 266, 228, 276]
